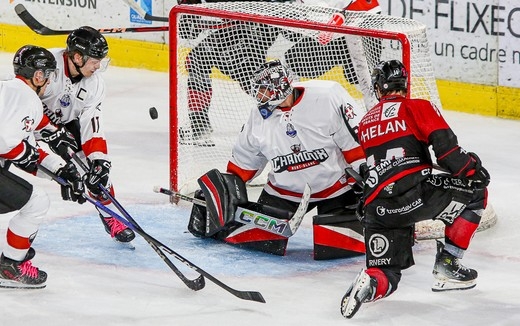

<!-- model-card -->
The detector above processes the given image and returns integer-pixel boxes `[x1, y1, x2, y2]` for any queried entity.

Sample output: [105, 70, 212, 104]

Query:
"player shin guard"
[312, 213, 365, 260]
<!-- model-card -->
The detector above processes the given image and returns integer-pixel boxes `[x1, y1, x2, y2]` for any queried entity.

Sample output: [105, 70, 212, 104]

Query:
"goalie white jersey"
[40, 48, 109, 161]
[228, 80, 365, 202]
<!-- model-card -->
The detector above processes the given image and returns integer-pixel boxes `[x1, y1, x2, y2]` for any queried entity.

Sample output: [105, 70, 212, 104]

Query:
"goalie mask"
[251, 60, 294, 119]
[371, 60, 408, 100]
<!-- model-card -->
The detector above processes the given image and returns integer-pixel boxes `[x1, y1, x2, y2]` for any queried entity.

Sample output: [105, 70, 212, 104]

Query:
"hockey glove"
[11, 140, 39, 174]
[85, 159, 111, 196]
[39, 126, 79, 161]
[466, 152, 490, 189]
[56, 161, 86, 204]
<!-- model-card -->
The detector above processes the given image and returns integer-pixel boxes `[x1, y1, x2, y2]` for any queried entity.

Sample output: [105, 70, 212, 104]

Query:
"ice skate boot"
[432, 240, 477, 292]
[179, 110, 214, 147]
[99, 214, 135, 243]
[340, 269, 377, 319]
[0, 248, 47, 289]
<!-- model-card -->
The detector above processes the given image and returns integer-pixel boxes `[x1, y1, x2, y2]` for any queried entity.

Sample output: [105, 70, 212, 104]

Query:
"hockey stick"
[154, 183, 311, 238]
[15, 4, 168, 35]
[68, 153, 265, 303]
[38, 164, 205, 292]
[121, 0, 169, 22]
[97, 185, 265, 303]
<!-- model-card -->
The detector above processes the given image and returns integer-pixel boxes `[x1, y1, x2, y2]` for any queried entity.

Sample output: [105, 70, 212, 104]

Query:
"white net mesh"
[170, 2, 440, 194]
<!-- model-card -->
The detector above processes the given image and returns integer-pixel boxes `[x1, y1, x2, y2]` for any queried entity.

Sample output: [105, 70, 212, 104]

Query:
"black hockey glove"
[11, 140, 39, 173]
[466, 152, 490, 189]
[85, 159, 111, 196]
[39, 126, 79, 161]
[56, 161, 86, 204]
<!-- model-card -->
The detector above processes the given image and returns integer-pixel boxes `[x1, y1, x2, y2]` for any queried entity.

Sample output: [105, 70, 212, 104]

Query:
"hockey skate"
[179, 110, 215, 147]
[0, 248, 47, 289]
[432, 240, 477, 292]
[99, 214, 136, 243]
[340, 269, 377, 319]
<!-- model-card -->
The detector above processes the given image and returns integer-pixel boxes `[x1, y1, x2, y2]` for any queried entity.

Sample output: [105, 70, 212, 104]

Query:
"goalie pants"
[361, 174, 487, 298]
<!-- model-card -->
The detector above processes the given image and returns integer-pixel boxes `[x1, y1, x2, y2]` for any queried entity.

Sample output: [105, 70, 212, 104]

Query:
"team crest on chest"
[59, 94, 71, 108]
[286, 123, 297, 137]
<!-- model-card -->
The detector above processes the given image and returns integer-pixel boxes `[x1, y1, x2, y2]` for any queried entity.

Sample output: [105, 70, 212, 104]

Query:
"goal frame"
[168, 4, 413, 193]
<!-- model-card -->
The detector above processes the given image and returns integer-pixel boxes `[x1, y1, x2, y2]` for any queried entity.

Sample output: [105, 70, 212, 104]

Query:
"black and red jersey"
[358, 95, 475, 205]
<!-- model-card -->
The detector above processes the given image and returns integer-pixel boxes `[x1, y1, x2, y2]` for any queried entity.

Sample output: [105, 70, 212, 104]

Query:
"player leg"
[0, 168, 48, 288]
[341, 225, 413, 318]
[428, 176, 487, 291]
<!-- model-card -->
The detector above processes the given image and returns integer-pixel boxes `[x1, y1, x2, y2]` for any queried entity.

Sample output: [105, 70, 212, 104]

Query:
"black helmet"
[13, 45, 57, 79]
[66, 26, 108, 59]
[250, 59, 294, 119]
[371, 60, 408, 95]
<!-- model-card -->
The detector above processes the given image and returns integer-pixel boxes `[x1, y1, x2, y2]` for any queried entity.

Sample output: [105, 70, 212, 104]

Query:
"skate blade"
[113, 238, 136, 250]
[432, 277, 476, 292]
[340, 270, 371, 318]
[0, 279, 46, 289]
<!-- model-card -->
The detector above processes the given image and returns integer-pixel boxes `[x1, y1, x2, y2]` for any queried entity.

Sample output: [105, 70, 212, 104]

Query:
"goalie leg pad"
[313, 212, 365, 260]
[223, 225, 288, 256]
[197, 169, 248, 237]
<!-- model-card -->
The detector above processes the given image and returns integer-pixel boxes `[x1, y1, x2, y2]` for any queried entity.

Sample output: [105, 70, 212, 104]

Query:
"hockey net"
[168, 2, 496, 239]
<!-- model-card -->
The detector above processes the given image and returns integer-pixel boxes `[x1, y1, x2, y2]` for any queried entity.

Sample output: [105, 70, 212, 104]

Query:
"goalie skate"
[340, 269, 376, 319]
[432, 241, 477, 292]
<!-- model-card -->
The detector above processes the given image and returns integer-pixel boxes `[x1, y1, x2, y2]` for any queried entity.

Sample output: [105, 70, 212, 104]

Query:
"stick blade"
[236, 291, 266, 303]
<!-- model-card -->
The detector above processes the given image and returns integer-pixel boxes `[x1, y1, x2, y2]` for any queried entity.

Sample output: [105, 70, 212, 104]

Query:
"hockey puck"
[149, 107, 158, 120]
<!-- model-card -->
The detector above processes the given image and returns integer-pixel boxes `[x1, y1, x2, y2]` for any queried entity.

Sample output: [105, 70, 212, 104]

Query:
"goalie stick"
[38, 164, 205, 292]
[67, 153, 265, 302]
[154, 183, 311, 238]
[15, 4, 168, 35]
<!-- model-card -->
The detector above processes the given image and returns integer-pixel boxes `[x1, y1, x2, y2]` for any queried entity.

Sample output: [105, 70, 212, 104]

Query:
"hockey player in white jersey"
[187, 60, 366, 257]
[0, 45, 84, 288]
[39, 26, 135, 243]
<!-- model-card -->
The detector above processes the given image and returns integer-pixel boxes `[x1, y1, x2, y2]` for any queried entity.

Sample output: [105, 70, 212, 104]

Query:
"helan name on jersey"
[360, 119, 406, 143]
[272, 148, 329, 173]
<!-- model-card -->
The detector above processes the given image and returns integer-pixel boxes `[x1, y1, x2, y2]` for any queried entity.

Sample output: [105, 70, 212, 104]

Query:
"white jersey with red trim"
[40, 48, 109, 161]
[0, 77, 65, 175]
[229, 80, 364, 202]
[0, 78, 42, 157]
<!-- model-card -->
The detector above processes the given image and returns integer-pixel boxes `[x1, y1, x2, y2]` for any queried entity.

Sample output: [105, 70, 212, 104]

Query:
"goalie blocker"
[188, 169, 365, 259]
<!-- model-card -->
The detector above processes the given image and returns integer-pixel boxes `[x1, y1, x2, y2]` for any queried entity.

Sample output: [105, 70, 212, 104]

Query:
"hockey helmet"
[250, 59, 294, 119]
[66, 26, 109, 59]
[371, 60, 408, 97]
[13, 45, 57, 80]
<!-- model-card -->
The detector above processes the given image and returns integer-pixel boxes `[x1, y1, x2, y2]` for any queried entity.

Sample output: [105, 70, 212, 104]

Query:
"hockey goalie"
[186, 60, 367, 258]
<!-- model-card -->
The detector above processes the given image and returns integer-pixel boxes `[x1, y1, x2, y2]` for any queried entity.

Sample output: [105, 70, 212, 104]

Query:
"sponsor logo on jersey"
[20, 116, 35, 132]
[272, 148, 329, 173]
[368, 233, 390, 264]
[375, 198, 423, 216]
